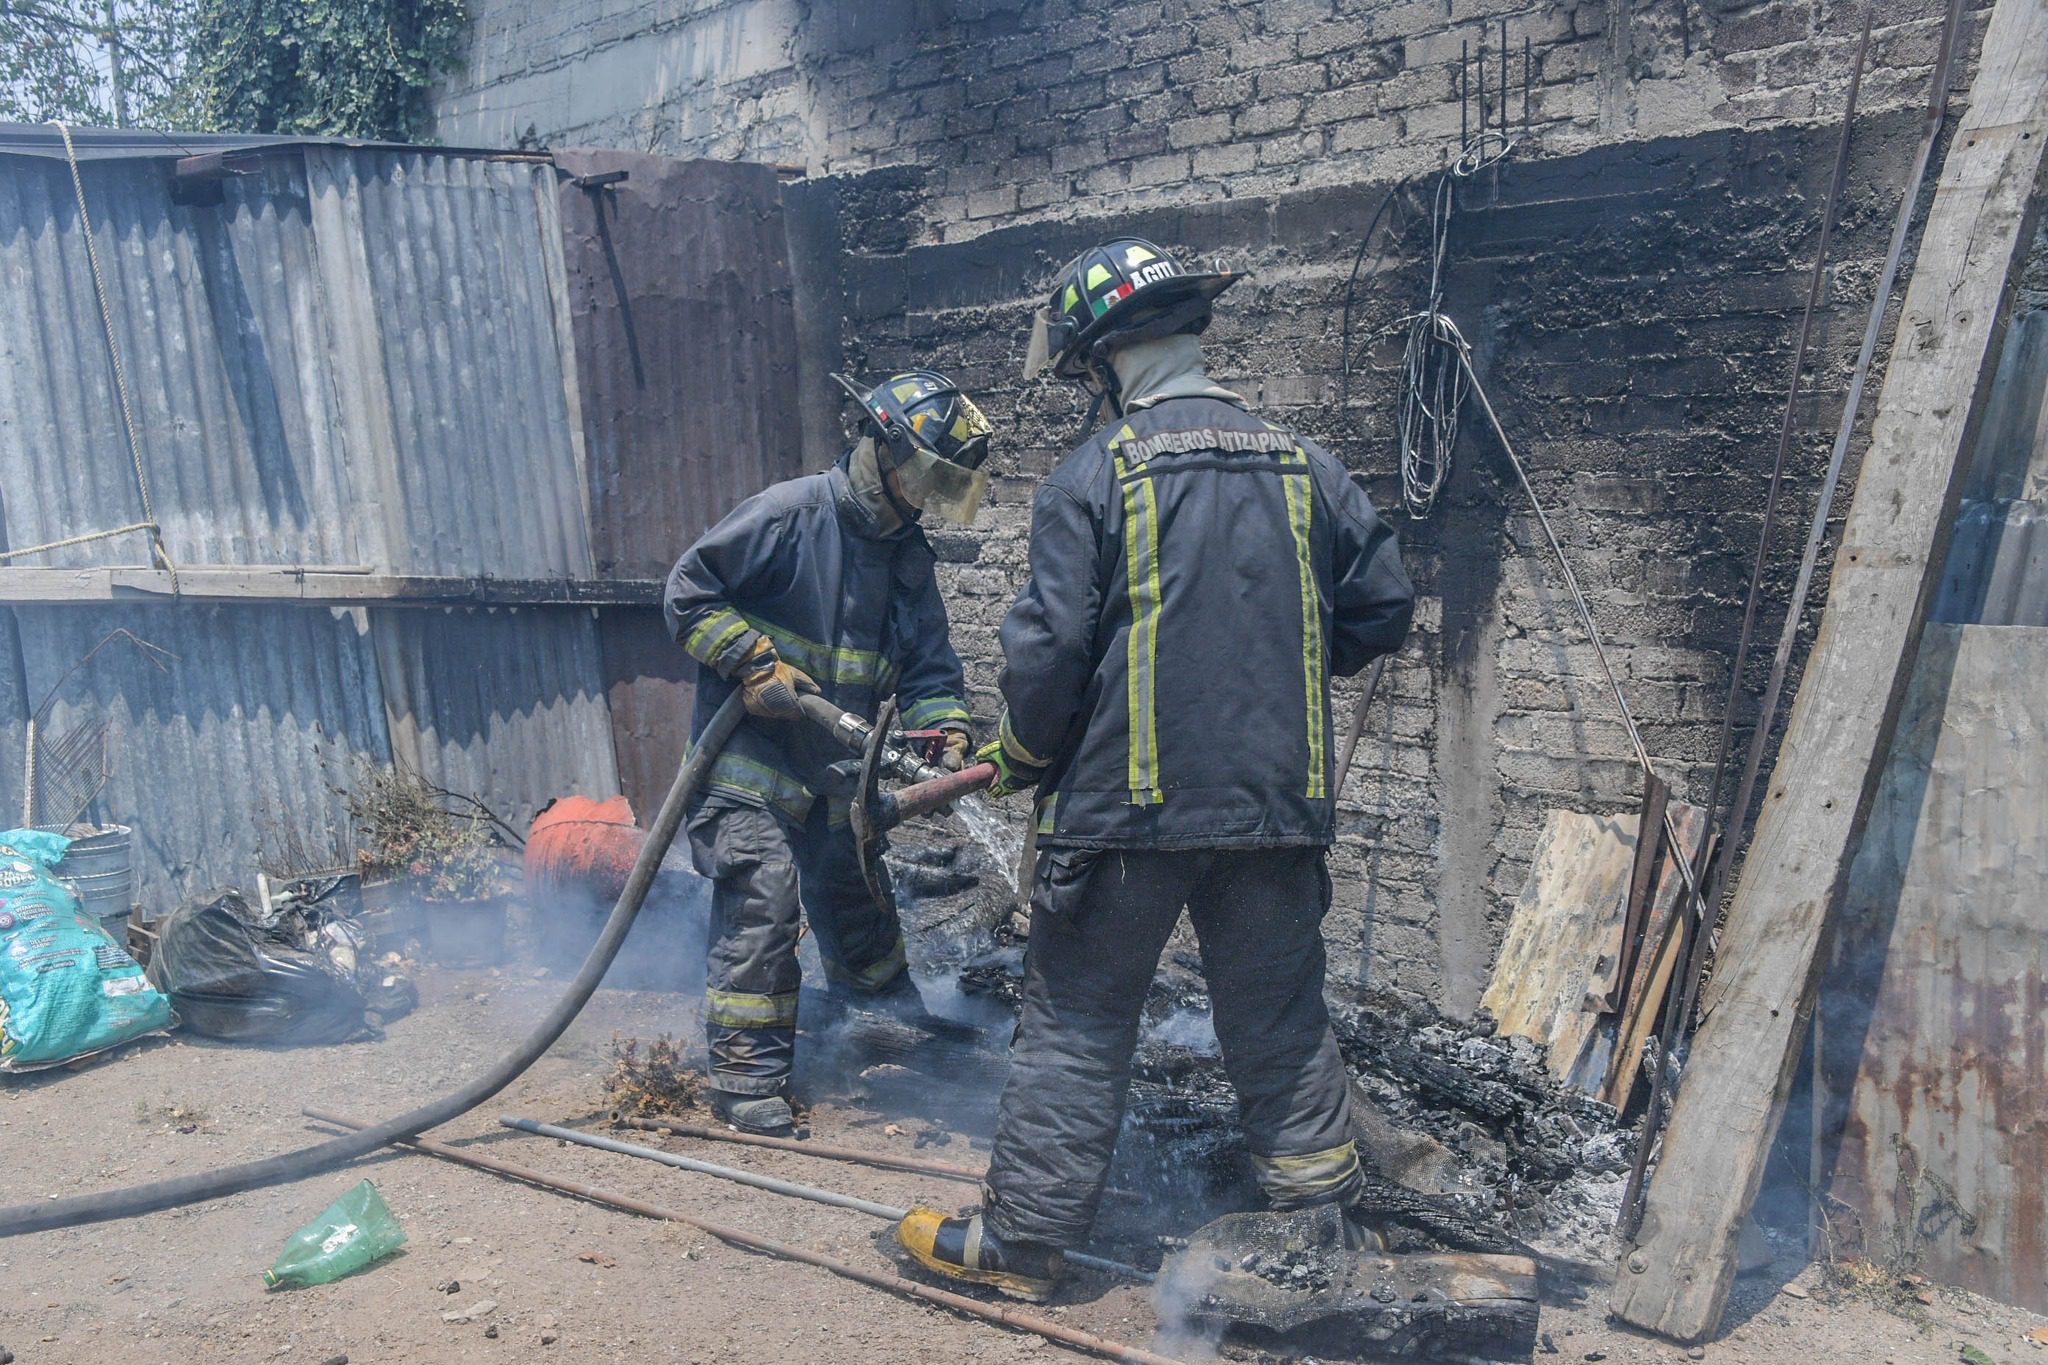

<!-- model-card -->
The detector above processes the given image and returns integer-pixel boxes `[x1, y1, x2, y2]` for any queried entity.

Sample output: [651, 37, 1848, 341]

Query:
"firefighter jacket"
[664, 463, 973, 826]
[998, 395, 1414, 849]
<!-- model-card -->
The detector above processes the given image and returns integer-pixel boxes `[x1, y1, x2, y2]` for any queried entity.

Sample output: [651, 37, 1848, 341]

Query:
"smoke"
[520, 851, 710, 995]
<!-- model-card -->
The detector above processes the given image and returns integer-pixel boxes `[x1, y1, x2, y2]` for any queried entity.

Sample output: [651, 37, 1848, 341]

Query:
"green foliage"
[189, 0, 468, 140]
[0, 0, 466, 141]
[1, 0, 198, 128]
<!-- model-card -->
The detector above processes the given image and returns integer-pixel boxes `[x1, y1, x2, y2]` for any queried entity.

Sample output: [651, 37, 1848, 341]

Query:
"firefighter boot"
[896, 1208, 1063, 1303]
[710, 1090, 795, 1137]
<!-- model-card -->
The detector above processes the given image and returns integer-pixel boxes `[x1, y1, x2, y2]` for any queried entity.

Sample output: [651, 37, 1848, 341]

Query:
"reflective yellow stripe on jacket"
[1280, 447, 1327, 801]
[1112, 429, 1165, 807]
[744, 615, 889, 689]
[700, 750, 814, 823]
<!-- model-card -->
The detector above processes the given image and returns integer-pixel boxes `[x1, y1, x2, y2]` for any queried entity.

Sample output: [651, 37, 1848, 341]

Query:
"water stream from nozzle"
[952, 795, 1023, 894]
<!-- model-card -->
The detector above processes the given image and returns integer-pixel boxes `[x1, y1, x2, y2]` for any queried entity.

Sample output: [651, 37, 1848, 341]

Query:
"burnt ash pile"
[1330, 994, 1634, 1257]
[957, 948, 1632, 1260]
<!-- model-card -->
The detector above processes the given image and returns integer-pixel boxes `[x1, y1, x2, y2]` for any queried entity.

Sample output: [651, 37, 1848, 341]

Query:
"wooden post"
[1609, 0, 2048, 1340]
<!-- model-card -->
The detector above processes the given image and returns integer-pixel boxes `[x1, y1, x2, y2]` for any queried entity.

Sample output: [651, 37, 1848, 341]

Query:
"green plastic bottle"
[262, 1179, 407, 1290]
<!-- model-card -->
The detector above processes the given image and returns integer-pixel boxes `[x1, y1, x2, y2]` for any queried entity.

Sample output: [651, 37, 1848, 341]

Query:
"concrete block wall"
[433, 0, 1971, 1013]
[436, 0, 1988, 242]
[786, 107, 1919, 1008]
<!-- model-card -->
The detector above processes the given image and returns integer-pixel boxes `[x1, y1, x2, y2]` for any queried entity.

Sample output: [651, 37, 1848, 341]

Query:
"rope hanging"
[42, 121, 178, 592]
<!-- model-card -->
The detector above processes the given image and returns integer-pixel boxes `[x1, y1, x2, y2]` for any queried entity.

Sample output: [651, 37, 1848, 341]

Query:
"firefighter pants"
[685, 800, 910, 1097]
[983, 845, 1361, 1249]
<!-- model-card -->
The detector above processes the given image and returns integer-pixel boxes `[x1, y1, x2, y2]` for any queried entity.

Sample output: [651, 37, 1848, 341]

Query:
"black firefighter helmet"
[832, 369, 994, 525]
[1025, 237, 1241, 382]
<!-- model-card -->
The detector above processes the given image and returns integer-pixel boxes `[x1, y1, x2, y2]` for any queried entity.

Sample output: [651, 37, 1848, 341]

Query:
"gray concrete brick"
[1236, 94, 1306, 134]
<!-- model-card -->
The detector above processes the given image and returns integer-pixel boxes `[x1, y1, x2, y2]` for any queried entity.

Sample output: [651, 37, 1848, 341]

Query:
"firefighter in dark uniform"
[664, 370, 995, 1136]
[897, 240, 1416, 1299]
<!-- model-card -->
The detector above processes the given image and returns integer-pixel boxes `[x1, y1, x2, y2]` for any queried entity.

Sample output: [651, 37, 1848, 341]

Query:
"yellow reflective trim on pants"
[704, 988, 799, 1029]
[684, 609, 752, 667]
[1281, 453, 1327, 801]
[1114, 452, 1165, 806]
[1035, 791, 1058, 835]
[741, 614, 889, 688]
[1250, 1140, 1361, 1202]
[823, 934, 907, 990]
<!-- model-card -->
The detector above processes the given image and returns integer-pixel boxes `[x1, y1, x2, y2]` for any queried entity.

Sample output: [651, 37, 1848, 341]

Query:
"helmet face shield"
[834, 371, 994, 525]
[1023, 305, 1063, 380]
[896, 389, 992, 524]
[895, 445, 991, 525]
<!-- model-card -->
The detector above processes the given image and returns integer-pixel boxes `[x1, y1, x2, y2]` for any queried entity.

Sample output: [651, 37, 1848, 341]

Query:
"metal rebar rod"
[614, 1116, 1148, 1206]
[304, 1109, 1184, 1365]
[504, 1116, 1154, 1284]
[615, 1116, 987, 1183]
[504, 1115, 910, 1218]
[1332, 654, 1391, 798]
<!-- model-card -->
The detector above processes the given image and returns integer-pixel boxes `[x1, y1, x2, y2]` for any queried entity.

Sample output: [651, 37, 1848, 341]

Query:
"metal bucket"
[55, 823, 135, 929]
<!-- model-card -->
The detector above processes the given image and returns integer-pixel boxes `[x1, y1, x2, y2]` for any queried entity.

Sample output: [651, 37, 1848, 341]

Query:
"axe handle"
[879, 762, 998, 828]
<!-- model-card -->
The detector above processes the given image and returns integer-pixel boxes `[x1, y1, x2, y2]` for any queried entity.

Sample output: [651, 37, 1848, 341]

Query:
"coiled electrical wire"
[1389, 130, 1517, 520]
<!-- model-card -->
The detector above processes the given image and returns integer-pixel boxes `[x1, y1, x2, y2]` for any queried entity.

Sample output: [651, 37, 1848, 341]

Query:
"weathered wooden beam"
[1609, 0, 2048, 1341]
[0, 566, 664, 608]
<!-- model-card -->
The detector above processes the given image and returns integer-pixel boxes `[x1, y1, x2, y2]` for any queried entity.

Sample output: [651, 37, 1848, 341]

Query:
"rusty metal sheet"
[1935, 499, 2048, 626]
[597, 607, 694, 825]
[1936, 306, 2048, 626]
[553, 150, 803, 580]
[371, 606, 619, 832]
[553, 151, 802, 800]
[1820, 623, 2048, 1312]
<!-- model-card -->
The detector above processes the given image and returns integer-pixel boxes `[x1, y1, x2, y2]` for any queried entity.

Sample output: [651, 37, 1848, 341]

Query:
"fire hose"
[0, 690, 995, 1238]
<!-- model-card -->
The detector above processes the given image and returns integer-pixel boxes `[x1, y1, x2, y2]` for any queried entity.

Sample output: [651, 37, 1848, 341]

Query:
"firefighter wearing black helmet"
[663, 370, 994, 1135]
[896, 240, 1416, 1300]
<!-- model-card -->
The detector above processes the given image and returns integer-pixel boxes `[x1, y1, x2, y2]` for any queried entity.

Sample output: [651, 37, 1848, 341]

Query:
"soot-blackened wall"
[432, 0, 1952, 1012]
[794, 107, 1919, 1010]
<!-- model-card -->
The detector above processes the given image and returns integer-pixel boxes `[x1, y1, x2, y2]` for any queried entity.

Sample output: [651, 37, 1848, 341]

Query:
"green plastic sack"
[0, 830, 172, 1071]
[264, 1180, 407, 1289]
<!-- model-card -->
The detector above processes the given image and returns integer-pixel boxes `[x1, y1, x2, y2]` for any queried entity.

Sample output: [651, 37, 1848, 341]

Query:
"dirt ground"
[4, 969, 2043, 1365]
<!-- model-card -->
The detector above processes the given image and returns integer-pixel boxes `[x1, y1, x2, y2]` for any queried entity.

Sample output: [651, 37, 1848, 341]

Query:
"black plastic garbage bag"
[146, 887, 394, 1045]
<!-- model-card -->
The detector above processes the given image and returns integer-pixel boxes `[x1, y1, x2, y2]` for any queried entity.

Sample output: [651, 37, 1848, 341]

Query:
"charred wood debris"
[947, 942, 1630, 1264]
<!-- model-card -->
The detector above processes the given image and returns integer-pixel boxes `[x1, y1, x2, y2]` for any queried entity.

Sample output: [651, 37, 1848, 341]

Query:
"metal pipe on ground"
[503, 1115, 1155, 1284]
[616, 1116, 986, 1183]
[305, 1108, 1185, 1365]
[613, 1116, 1148, 1206]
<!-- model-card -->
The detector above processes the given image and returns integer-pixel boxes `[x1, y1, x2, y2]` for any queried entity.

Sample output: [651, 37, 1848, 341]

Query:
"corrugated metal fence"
[0, 126, 799, 909]
[1818, 234, 2048, 1313]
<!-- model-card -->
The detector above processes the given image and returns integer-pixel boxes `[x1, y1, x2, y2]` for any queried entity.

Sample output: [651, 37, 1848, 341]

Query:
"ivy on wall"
[1, 0, 469, 140]
[189, 0, 469, 140]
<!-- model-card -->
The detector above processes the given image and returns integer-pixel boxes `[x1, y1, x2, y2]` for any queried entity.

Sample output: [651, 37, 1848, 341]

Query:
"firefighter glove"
[940, 728, 973, 772]
[975, 737, 1047, 799]
[736, 638, 817, 721]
